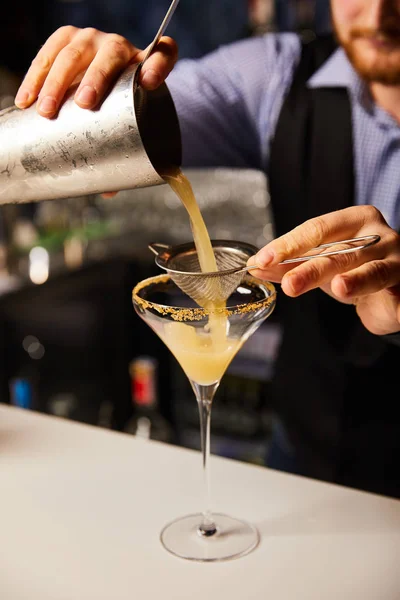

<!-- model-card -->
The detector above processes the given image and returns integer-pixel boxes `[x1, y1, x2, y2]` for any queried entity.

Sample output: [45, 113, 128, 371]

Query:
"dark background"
[0, 1, 331, 463]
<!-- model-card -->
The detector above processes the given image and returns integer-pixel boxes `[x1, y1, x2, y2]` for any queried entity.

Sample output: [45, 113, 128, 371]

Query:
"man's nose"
[364, 1, 385, 29]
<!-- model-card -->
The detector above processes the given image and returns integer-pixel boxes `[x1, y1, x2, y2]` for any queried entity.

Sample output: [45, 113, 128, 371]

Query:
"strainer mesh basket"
[150, 240, 259, 306]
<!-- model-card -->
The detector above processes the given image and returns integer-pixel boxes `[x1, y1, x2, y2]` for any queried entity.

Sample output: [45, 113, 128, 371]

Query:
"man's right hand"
[247, 205, 400, 336]
[14, 26, 178, 119]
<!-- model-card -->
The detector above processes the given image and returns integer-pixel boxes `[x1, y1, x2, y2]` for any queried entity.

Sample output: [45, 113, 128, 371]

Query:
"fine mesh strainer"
[149, 240, 258, 305]
[149, 234, 380, 306]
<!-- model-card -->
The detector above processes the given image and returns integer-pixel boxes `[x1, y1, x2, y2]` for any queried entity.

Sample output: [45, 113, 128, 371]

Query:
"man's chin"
[344, 40, 400, 85]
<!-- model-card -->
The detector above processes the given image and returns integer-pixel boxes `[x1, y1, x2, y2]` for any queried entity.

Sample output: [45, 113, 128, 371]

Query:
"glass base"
[160, 513, 260, 562]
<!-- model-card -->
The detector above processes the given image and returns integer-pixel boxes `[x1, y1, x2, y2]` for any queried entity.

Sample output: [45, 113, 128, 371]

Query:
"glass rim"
[132, 273, 276, 319]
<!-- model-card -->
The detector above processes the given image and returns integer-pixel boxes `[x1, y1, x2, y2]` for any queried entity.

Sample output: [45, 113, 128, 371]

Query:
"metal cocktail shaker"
[0, 64, 181, 204]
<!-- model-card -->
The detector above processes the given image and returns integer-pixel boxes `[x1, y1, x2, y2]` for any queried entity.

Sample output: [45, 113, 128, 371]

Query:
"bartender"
[14, 0, 400, 498]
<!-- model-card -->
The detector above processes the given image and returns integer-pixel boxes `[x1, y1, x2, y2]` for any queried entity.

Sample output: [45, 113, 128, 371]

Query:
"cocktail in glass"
[132, 272, 276, 561]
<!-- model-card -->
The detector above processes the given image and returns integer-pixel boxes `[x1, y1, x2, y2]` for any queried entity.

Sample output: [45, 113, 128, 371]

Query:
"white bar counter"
[0, 404, 399, 600]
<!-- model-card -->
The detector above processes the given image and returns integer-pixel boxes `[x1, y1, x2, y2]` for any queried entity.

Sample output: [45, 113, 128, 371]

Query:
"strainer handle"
[140, 0, 180, 68]
[134, 0, 180, 87]
[278, 234, 380, 264]
[148, 243, 170, 256]
[246, 234, 380, 269]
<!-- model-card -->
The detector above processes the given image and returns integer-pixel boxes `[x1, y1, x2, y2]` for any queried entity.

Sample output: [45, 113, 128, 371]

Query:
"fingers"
[247, 218, 399, 298]
[15, 26, 80, 109]
[38, 28, 114, 116]
[252, 206, 385, 268]
[246, 263, 286, 283]
[279, 243, 384, 297]
[354, 287, 400, 336]
[73, 33, 140, 109]
[74, 36, 177, 108]
[278, 231, 396, 297]
[15, 27, 178, 119]
[16, 27, 120, 117]
[246, 235, 384, 291]
[331, 258, 400, 301]
[139, 37, 179, 89]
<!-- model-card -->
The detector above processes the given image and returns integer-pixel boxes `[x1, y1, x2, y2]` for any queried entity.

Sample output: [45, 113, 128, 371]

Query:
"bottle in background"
[9, 377, 33, 409]
[125, 356, 172, 443]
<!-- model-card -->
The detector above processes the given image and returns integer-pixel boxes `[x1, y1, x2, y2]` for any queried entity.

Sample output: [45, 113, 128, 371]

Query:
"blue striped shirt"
[167, 33, 400, 230]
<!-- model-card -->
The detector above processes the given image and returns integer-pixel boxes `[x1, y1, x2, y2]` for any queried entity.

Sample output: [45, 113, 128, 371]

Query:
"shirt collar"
[307, 47, 397, 126]
[307, 47, 368, 101]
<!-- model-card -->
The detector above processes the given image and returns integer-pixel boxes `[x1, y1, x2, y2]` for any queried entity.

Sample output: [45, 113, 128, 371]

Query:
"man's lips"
[353, 32, 400, 48]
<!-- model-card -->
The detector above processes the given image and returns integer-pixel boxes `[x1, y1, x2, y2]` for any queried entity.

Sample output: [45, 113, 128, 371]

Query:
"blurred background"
[0, 1, 331, 464]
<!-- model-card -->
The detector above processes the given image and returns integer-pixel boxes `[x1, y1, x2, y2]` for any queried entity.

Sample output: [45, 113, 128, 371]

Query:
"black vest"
[269, 35, 400, 498]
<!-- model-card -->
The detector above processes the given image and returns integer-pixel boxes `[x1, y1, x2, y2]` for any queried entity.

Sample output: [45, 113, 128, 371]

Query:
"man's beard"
[333, 19, 400, 85]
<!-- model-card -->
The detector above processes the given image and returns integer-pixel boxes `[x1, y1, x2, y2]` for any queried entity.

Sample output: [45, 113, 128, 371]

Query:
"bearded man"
[15, 0, 400, 497]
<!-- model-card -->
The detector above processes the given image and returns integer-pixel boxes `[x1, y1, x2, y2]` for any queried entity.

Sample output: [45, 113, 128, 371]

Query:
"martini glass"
[132, 273, 276, 561]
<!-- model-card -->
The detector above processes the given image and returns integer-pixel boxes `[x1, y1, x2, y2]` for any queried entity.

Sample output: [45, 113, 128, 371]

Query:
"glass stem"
[192, 382, 219, 537]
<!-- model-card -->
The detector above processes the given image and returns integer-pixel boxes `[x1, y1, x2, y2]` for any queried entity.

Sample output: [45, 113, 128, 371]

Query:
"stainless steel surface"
[140, 0, 180, 67]
[149, 240, 259, 305]
[278, 235, 381, 264]
[0, 63, 181, 204]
